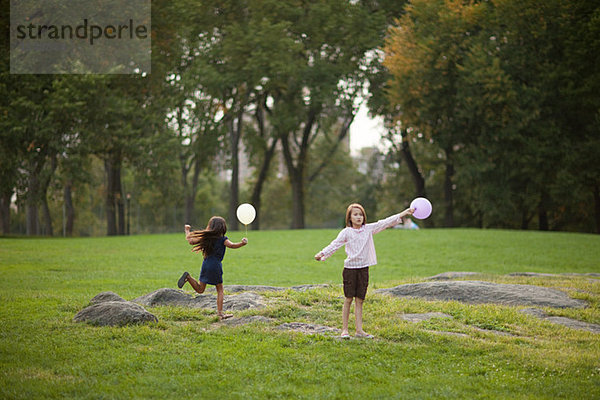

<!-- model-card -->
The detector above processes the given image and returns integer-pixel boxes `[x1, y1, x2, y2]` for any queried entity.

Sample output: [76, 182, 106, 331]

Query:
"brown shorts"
[342, 267, 369, 299]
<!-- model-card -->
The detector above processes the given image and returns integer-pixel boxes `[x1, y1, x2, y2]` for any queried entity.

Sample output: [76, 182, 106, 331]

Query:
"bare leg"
[186, 275, 207, 294]
[342, 297, 353, 336]
[355, 297, 365, 334]
[354, 298, 372, 337]
[216, 284, 232, 319]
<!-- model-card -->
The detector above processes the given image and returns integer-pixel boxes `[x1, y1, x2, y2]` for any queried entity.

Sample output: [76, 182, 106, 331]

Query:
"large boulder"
[89, 291, 127, 304]
[375, 281, 587, 308]
[133, 288, 265, 311]
[74, 300, 157, 326]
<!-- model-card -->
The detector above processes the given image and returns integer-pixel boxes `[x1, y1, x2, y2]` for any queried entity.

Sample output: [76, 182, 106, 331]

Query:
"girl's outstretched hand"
[401, 208, 415, 217]
[314, 252, 324, 261]
[241, 238, 248, 245]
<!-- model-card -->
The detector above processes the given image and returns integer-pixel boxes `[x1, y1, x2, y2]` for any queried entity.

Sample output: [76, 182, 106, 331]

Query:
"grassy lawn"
[1, 228, 599, 399]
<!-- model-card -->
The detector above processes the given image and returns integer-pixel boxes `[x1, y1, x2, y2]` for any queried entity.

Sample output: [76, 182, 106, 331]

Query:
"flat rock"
[133, 288, 264, 311]
[74, 300, 157, 326]
[221, 284, 331, 293]
[277, 322, 340, 335]
[401, 312, 453, 323]
[509, 272, 600, 278]
[519, 308, 600, 333]
[220, 316, 275, 326]
[375, 281, 587, 308]
[508, 272, 561, 278]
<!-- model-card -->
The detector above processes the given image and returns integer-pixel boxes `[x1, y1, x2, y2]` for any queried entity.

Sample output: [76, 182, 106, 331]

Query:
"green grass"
[1, 228, 599, 399]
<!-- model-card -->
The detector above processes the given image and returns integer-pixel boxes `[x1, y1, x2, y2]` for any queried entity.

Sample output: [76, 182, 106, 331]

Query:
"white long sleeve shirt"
[319, 213, 404, 269]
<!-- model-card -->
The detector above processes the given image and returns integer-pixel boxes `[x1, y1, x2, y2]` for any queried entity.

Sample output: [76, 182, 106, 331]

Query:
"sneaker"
[177, 271, 190, 288]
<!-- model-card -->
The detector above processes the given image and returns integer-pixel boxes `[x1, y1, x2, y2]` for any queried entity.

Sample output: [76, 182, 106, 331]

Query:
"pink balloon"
[410, 197, 432, 219]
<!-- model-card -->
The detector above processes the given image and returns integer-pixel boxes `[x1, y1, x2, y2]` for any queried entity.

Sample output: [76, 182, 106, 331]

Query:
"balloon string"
[245, 224, 248, 237]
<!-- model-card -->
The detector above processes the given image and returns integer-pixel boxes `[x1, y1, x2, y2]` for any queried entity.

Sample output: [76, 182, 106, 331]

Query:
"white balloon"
[236, 203, 256, 225]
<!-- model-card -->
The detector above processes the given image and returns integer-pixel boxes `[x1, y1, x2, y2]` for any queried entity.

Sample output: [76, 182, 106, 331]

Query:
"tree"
[385, 0, 481, 226]
[261, 0, 386, 228]
[385, 0, 600, 232]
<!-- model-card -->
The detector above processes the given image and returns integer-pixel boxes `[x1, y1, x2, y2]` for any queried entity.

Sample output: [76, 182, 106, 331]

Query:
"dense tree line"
[383, 0, 599, 233]
[1, 0, 598, 236]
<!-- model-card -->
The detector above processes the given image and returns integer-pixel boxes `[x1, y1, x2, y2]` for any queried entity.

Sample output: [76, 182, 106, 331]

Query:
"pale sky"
[349, 103, 387, 155]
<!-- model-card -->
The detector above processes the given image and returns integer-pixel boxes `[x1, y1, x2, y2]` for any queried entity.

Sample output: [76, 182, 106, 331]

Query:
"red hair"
[345, 203, 366, 227]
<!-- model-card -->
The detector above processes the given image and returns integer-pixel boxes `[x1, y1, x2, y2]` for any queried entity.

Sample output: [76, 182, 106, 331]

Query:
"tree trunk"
[40, 196, 53, 236]
[64, 184, 75, 236]
[26, 172, 40, 236]
[280, 109, 317, 230]
[116, 175, 125, 236]
[250, 137, 278, 230]
[594, 184, 600, 234]
[0, 190, 11, 235]
[400, 137, 426, 198]
[39, 155, 58, 236]
[521, 211, 529, 230]
[289, 166, 305, 229]
[443, 149, 454, 227]
[538, 191, 549, 231]
[105, 153, 124, 236]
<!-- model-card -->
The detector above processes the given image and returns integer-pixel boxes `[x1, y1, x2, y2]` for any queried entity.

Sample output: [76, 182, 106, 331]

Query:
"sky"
[349, 103, 387, 155]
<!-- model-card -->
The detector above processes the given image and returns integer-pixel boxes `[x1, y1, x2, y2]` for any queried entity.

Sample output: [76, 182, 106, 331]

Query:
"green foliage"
[384, 0, 600, 232]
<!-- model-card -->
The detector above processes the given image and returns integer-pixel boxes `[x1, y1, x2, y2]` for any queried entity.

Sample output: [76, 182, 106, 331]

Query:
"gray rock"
[220, 315, 275, 326]
[401, 312, 453, 323]
[427, 272, 481, 280]
[133, 288, 196, 307]
[519, 308, 600, 333]
[223, 292, 265, 311]
[290, 284, 331, 292]
[222, 284, 331, 293]
[89, 291, 127, 304]
[509, 272, 600, 278]
[519, 308, 548, 318]
[74, 300, 157, 326]
[543, 317, 600, 333]
[223, 285, 284, 293]
[277, 322, 341, 335]
[508, 272, 559, 278]
[133, 288, 265, 311]
[375, 281, 587, 308]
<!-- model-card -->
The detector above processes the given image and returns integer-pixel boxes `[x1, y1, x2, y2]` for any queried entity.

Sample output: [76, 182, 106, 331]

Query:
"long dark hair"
[188, 216, 227, 257]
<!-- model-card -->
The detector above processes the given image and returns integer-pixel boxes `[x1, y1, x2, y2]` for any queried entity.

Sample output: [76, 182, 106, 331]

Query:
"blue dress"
[199, 236, 227, 285]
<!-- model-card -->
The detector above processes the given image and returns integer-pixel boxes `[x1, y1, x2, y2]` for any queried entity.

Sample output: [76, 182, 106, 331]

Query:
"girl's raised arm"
[225, 238, 248, 249]
[368, 208, 415, 234]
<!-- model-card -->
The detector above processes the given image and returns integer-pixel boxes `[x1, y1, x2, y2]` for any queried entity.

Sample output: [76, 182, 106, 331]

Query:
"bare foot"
[218, 313, 233, 320]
